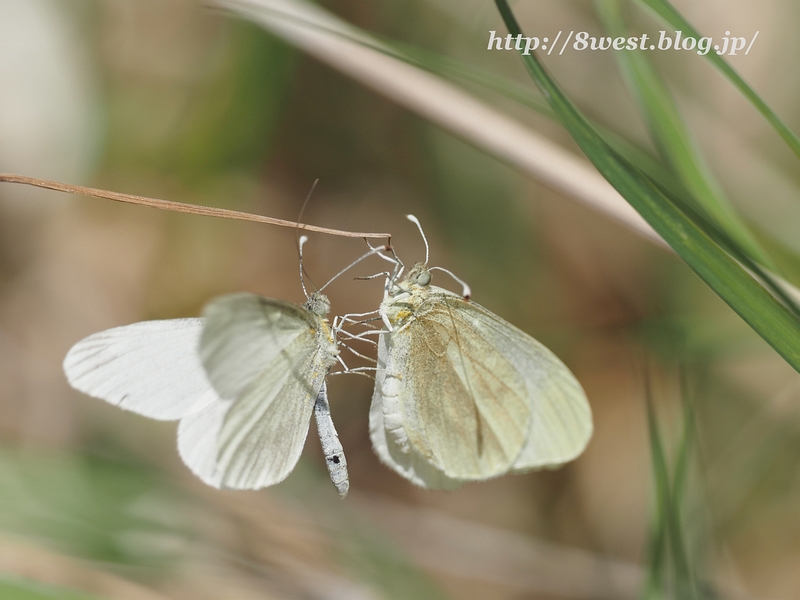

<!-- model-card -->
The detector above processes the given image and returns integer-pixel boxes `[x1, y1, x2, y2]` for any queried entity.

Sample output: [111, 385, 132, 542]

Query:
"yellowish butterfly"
[369, 216, 593, 489]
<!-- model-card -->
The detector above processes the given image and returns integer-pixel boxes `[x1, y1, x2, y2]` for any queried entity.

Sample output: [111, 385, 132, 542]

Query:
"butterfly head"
[385, 216, 470, 301]
[304, 292, 331, 317]
[386, 262, 431, 299]
[407, 262, 432, 287]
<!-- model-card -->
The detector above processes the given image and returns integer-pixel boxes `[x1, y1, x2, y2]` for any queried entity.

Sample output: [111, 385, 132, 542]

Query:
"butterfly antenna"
[298, 235, 314, 298]
[366, 240, 402, 270]
[295, 180, 321, 296]
[382, 244, 404, 292]
[430, 266, 472, 300]
[406, 214, 429, 265]
[364, 240, 403, 293]
[318, 243, 390, 293]
[297, 179, 319, 229]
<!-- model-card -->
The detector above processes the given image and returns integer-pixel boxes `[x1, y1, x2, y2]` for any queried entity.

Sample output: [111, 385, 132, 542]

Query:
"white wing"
[63, 319, 219, 421]
[199, 294, 336, 490]
[177, 399, 231, 487]
[200, 294, 320, 400]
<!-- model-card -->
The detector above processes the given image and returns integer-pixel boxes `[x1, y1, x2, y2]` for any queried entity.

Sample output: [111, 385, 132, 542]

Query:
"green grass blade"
[352, 21, 800, 272]
[635, 160, 800, 320]
[596, 0, 774, 269]
[0, 576, 101, 600]
[643, 368, 705, 600]
[668, 369, 701, 599]
[494, 0, 800, 373]
[635, 0, 800, 161]
[643, 373, 669, 600]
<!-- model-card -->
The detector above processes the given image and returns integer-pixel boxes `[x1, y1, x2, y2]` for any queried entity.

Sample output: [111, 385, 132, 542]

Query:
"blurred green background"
[1, 0, 800, 598]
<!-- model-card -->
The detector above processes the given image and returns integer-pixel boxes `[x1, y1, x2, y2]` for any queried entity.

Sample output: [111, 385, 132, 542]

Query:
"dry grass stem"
[0, 173, 391, 240]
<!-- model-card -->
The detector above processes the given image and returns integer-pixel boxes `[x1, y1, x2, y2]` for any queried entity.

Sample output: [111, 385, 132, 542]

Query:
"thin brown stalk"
[0, 173, 390, 240]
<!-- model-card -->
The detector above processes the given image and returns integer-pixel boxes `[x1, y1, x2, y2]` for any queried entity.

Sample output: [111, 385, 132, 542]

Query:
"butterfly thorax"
[302, 292, 338, 362]
[382, 263, 435, 329]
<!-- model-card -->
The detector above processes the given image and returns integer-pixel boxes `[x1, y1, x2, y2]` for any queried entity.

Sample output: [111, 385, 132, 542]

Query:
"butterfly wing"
[63, 319, 219, 421]
[372, 287, 592, 486]
[370, 333, 465, 490]
[176, 399, 230, 487]
[199, 293, 337, 490]
[459, 298, 592, 471]
[374, 290, 531, 482]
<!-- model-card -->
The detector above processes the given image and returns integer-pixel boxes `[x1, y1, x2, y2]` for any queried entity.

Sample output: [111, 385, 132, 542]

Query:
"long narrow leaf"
[632, 150, 800, 320]
[596, 0, 773, 269]
[644, 367, 704, 599]
[668, 370, 700, 599]
[635, 0, 800, 161]
[643, 371, 669, 600]
[494, 0, 800, 372]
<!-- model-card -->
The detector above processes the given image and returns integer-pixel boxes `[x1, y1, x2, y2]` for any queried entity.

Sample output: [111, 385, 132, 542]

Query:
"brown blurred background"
[1, 0, 800, 598]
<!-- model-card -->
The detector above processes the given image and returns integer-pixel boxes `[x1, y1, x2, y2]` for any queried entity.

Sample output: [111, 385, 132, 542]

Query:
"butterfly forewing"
[200, 294, 324, 399]
[199, 293, 338, 490]
[398, 297, 531, 479]
[63, 319, 219, 421]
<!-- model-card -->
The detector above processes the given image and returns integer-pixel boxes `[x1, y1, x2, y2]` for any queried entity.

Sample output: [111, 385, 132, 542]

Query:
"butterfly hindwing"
[177, 399, 230, 487]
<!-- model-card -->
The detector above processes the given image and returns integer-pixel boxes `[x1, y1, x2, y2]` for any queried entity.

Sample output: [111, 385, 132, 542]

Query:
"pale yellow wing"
[450, 295, 592, 471]
[369, 333, 465, 490]
[376, 288, 533, 481]
[373, 286, 592, 485]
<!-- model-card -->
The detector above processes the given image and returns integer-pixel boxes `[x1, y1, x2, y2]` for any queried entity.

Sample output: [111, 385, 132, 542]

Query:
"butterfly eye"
[415, 271, 432, 286]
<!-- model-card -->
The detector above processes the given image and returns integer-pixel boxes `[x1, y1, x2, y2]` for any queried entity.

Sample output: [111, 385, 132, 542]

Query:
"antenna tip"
[406, 214, 420, 224]
[299, 235, 309, 245]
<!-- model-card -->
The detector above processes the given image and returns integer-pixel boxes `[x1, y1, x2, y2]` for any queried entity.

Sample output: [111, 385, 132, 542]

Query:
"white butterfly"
[369, 217, 593, 489]
[63, 237, 377, 498]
